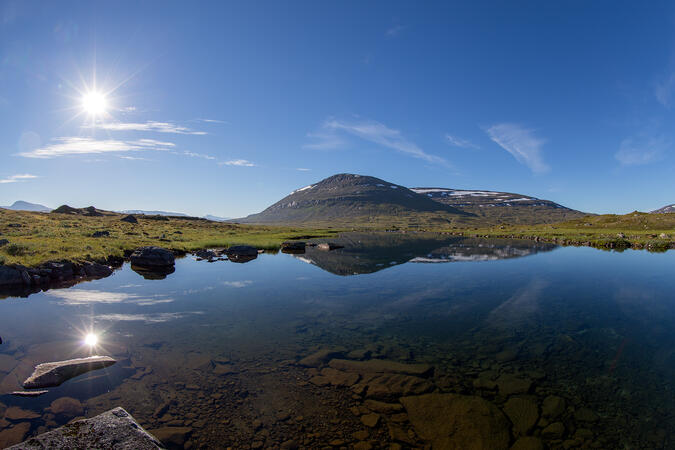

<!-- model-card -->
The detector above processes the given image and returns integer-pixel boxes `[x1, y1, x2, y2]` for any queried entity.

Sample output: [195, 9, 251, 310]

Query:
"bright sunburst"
[84, 332, 99, 347]
[81, 91, 108, 116]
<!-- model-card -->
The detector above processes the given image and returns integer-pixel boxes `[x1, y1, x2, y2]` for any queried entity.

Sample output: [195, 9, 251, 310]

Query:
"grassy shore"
[0, 209, 339, 266]
[453, 212, 675, 251]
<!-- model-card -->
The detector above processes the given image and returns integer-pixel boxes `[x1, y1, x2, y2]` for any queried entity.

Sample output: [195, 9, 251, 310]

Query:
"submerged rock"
[49, 397, 84, 417]
[22, 355, 117, 389]
[7, 407, 163, 449]
[400, 393, 510, 450]
[147, 426, 192, 448]
[328, 359, 434, 377]
[503, 397, 539, 435]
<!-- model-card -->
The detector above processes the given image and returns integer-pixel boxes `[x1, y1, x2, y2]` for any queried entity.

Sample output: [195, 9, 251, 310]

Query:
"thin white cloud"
[119, 155, 151, 161]
[94, 311, 203, 323]
[222, 280, 253, 288]
[195, 118, 228, 124]
[183, 151, 216, 160]
[88, 121, 207, 135]
[303, 131, 345, 150]
[122, 106, 136, 112]
[615, 136, 668, 166]
[655, 74, 675, 108]
[486, 123, 549, 174]
[385, 24, 406, 37]
[45, 289, 173, 306]
[0, 173, 39, 184]
[219, 159, 256, 167]
[445, 134, 479, 149]
[19, 137, 174, 158]
[296, 167, 311, 171]
[317, 118, 448, 165]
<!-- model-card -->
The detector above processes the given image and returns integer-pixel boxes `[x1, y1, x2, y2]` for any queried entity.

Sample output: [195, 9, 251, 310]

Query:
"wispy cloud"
[88, 121, 207, 135]
[311, 118, 448, 165]
[119, 155, 151, 161]
[445, 134, 479, 149]
[296, 167, 311, 171]
[615, 136, 669, 166]
[195, 118, 228, 124]
[655, 74, 675, 108]
[46, 289, 173, 306]
[183, 151, 216, 160]
[222, 280, 253, 288]
[219, 159, 255, 167]
[303, 131, 345, 150]
[385, 24, 406, 38]
[486, 123, 549, 174]
[19, 137, 174, 158]
[0, 173, 39, 184]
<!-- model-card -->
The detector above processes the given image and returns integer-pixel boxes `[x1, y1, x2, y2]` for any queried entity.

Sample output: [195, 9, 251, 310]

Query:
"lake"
[0, 234, 673, 449]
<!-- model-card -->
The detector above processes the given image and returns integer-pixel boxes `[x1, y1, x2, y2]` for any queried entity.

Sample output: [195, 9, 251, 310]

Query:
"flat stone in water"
[22, 355, 116, 389]
[7, 407, 163, 449]
[10, 390, 48, 397]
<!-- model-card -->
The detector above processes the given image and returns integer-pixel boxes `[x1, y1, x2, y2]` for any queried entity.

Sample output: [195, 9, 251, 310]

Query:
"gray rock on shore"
[7, 407, 164, 449]
[130, 246, 175, 267]
[23, 355, 117, 389]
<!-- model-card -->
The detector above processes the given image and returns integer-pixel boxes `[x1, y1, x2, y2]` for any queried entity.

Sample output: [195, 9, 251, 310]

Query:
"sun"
[84, 333, 99, 347]
[81, 91, 108, 116]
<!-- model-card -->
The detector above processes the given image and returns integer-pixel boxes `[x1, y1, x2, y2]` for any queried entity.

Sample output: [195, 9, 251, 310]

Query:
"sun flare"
[84, 333, 99, 347]
[81, 91, 108, 115]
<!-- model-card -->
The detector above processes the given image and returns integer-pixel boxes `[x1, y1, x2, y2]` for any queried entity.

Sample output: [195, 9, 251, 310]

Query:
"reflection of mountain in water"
[295, 233, 557, 275]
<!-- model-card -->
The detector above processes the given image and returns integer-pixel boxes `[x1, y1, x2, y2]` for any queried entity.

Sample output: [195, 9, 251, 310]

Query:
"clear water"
[0, 235, 673, 448]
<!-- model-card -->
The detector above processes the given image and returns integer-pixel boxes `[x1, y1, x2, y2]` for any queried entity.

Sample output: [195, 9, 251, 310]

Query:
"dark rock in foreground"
[91, 230, 110, 237]
[7, 407, 164, 449]
[130, 246, 175, 267]
[23, 355, 117, 389]
[281, 241, 306, 254]
[121, 214, 138, 223]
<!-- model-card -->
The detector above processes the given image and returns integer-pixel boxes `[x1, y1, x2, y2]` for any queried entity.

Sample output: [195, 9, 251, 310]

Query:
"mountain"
[1, 200, 51, 212]
[651, 204, 675, 214]
[411, 187, 586, 224]
[119, 209, 188, 217]
[238, 174, 470, 225]
[203, 215, 231, 222]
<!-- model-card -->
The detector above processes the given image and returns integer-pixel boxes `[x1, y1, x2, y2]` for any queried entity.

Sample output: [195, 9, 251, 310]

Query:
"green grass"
[0, 209, 339, 267]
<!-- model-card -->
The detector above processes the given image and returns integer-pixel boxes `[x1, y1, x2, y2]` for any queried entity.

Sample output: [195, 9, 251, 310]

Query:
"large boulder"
[121, 214, 138, 224]
[82, 261, 113, 278]
[130, 246, 175, 267]
[400, 393, 511, 450]
[0, 266, 25, 286]
[7, 407, 163, 449]
[281, 241, 306, 254]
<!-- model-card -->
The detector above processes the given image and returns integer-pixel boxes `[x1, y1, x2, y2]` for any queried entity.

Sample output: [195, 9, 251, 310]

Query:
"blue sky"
[1, 1, 674, 217]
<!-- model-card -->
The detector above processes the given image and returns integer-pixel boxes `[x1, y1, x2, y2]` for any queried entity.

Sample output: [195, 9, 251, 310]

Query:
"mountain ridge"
[651, 204, 675, 214]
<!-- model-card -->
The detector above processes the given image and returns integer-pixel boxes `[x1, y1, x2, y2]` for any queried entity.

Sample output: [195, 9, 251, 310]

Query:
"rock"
[121, 215, 138, 224]
[317, 243, 343, 251]
[0, 422, 31, 449]
[320, 367, 360, 387]
[280, 439, 299, 450]
[363, 399, 404, 414]
[510, 436, 544, 450]
[148, 426, 192, 449]
[298, 348, 346, 367]
[495, 374, 532, 396]
[11, 390, 48, 397]
[328, 359, 433, 377]
[357, 373, 435, 400]
[352, 430, 369, 440]
[82, 261, 113, 278]
[400, 393, 510, 450]
[91, 230, 110, 238]
[4, 406, 41, 420]
[346, 349, 371, 360]
[503, 397, 539, 435]
[353, 442, 373, 450]
[360, 413, 380, 428]
[130, 246, 175, 268]
[0, 239, 9, 247]
[574, 407, 599, 422]
[23, 355, 117, 389]
[50, 397, 84, 416]
[659, 233, 669, 239]
[541, 421, 565, 439]
[8, 407, 163, 449]
[542, 395, 566, 419]
[281, 241, 306, 254]
[195, 249, 217, 260]
[0, 266, 25, 286]
[224, 245, 258, 263]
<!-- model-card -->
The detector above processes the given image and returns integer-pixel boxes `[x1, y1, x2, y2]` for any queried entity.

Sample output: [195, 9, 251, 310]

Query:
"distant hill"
[119, 209, 188, 217]
[651, 204, 675, 214]
[51, 205, 115, 216]
[238, 173, 470, 225]
[1, 200, 51, 212]
[411, 187, 586, 224]
[203, 214, 231, 222]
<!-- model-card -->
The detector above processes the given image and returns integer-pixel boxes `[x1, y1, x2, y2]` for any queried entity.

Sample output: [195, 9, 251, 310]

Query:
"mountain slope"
[1, 200, 51, 212]
[239, 174, 470, 225]
[411, 187, 586, 224]
[651, 204, 675, 214]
